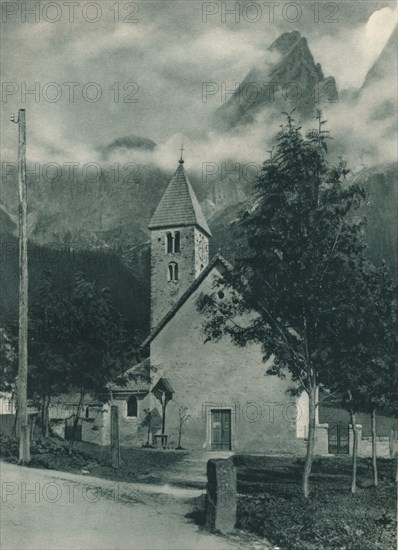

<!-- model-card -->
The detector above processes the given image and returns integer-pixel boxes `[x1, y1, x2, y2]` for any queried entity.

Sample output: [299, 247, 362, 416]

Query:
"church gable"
[148, 255, 302, 454]
[143, 253, 230, 349]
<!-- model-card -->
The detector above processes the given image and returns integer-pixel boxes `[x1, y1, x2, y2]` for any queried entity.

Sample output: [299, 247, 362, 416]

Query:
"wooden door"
[211, 409, 231, 450]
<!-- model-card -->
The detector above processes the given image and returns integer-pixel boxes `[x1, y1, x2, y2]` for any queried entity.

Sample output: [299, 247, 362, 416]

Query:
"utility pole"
[11, 109, 30, 463]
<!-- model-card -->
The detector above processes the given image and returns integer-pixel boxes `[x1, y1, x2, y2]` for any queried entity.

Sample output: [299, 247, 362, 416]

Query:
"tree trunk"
[350, 410, 358, 494]
[110, 405, 120, 468]
[30, 414, 36, 441]
[12, 407, 18, 436]
[302, 385, 316, 498]
[389, 428, 395, 459]
[161, 401, 166, 435]
[40, 395, 50, 439]
[40, 396, 45, 436]
[371, 408, 378, 487]
[44, 396, 50, 438]
[69, 389, 84, 454]
[177, 424, 182, 449]
[146, 415, 151, 446]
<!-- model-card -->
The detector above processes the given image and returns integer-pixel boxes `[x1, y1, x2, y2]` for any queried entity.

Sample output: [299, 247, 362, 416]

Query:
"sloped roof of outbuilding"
[109, 358, 151, 393]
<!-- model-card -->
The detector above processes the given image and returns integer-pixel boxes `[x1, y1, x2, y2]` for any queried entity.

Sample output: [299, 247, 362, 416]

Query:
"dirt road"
[1, 461, 269, 550]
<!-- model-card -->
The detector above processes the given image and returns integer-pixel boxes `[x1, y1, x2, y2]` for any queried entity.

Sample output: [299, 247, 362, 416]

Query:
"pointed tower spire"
[149, 158, 211, 237]
[148, 158, 212, 329]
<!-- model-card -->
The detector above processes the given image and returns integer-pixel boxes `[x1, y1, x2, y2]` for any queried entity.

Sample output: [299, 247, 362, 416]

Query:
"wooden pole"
[14, 109, 30, 464]
[371, 408, 378, 487]
[110, 405, 120, 468]
[161, 400, 166, 435]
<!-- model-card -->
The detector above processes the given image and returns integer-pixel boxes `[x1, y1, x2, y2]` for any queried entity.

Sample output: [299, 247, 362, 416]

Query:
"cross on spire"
[179, 144, 184, 164]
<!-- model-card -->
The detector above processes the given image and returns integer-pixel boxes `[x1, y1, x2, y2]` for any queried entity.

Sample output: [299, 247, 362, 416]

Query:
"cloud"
[311, 6, 397, 89]
[1, 2, 396, 174]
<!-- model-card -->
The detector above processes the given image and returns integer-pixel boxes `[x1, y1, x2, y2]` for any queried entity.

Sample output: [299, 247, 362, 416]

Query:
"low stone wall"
[359, 436, 394, 459]
[349, 425, 397, 458]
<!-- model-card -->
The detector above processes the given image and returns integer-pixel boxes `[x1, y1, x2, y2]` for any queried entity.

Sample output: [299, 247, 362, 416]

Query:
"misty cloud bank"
[1, 3, 396, 176]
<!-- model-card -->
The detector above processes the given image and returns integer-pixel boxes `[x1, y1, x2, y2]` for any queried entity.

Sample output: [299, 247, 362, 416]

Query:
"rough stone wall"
[48, 397, 159, 447]
[150, 226, 197, 329]
[194, 227, 209, 277]
[150, 266, 304, 453]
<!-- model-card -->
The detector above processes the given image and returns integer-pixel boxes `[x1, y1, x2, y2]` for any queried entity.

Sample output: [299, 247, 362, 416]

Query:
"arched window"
[166, 231, 181, 253]
[127, 396, 138, 417]
[85, 407, 90, 419]
[168, 262, 179, 282]
[166, 232, 173, 253]
[174, 231, 180, 253]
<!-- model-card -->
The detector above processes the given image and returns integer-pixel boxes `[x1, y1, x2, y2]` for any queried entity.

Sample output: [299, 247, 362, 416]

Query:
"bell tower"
[148, 153, 212, 330]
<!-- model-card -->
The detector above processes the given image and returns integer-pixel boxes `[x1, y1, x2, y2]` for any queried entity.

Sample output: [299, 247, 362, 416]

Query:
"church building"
[110, 155, 323, 453]
[51, 156, 331, 454]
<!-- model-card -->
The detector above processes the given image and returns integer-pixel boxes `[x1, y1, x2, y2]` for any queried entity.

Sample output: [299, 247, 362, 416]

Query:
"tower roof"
[148, 161, 212, 237]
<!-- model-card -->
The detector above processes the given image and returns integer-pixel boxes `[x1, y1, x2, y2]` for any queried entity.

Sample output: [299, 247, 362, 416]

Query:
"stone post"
[205, 459, 236, 534]
[314, 423, 329, 455]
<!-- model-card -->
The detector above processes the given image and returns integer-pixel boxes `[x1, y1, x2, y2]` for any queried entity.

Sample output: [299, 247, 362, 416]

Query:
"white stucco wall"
[150, 264, 304, 453]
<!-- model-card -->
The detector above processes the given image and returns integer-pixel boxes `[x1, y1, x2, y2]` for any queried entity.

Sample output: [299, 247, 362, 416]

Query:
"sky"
[1, 0, 397, 170]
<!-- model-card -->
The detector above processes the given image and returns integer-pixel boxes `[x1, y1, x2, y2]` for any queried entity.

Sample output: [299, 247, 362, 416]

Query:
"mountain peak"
[214, 31, 337, 130]
[270, 30, 303, 54]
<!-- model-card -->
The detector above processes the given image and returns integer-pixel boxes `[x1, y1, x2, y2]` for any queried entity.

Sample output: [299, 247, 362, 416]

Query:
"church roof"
[148, 161, 212, 237]
[141, 253, 232, 348]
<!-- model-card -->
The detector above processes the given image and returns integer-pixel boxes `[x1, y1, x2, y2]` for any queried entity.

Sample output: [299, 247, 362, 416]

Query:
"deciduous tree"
[198, 111, 373, 498]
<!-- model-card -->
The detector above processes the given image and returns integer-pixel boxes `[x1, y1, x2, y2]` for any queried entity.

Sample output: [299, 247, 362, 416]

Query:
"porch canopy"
[151, 378, 174, 403]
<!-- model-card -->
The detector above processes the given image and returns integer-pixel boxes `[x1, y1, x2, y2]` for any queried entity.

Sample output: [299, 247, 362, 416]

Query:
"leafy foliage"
[29, 270, 139, 400]
[0, 327, 17, 393]
[197, 111, 395, 496]
[25, 269, 141, 439]
[199, 112, 368, 394]
[321, 260, 397, 417]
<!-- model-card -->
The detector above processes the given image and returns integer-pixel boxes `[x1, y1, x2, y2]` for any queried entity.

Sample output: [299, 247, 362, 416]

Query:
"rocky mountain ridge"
[1, 29, 396, 338]
[214, 31, 338, 130]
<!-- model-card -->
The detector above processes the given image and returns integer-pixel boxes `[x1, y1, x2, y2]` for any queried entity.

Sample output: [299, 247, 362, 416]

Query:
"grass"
[0, 434, 188, 485]
[1, 434, 396, 548]
[234, 454, 397, 550]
